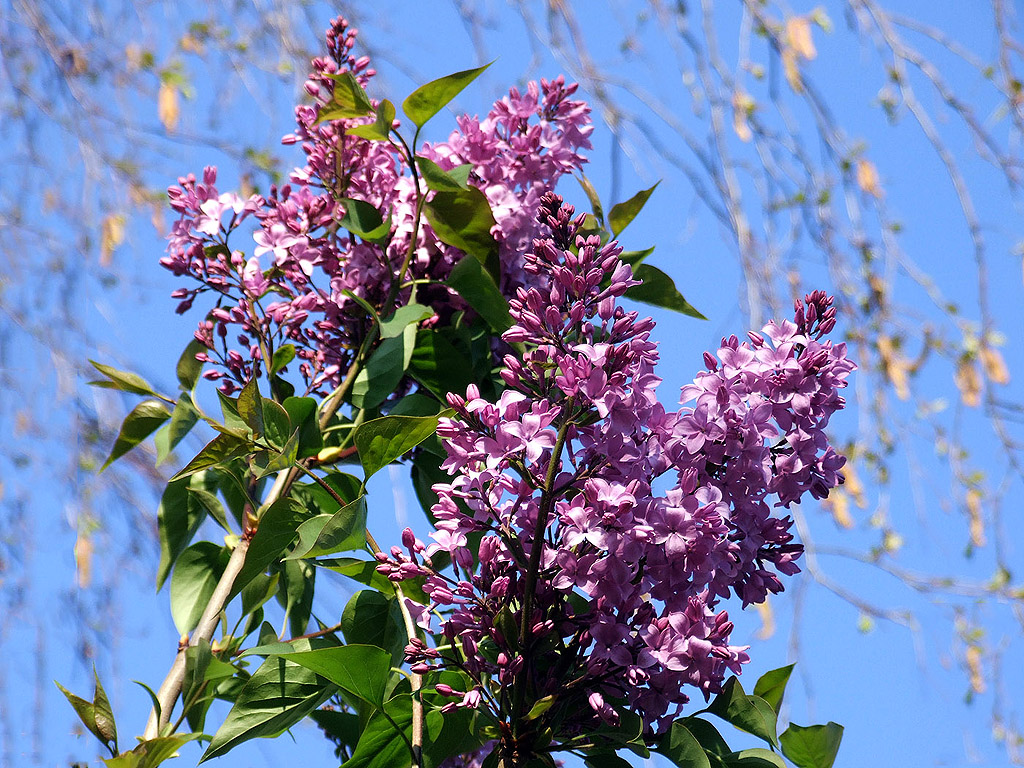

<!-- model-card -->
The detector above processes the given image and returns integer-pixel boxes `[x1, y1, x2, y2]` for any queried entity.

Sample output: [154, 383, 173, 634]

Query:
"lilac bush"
[381, 194, 854, 756]
[69, 16, 850, 768]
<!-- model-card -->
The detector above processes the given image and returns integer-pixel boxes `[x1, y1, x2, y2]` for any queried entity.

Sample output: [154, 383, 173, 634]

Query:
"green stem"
[296, 464, 424, 767]
[510, 412, 574, 748]
[387, 129, 426, 311]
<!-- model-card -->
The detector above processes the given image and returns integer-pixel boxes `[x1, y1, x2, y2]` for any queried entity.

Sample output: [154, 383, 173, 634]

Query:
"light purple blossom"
[160, 17, 592, 394]
[381, 195, 855, 747]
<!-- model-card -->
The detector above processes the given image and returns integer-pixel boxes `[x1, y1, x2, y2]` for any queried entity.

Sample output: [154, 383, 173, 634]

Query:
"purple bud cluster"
[160, 17, 592, 393]
[380, 194, 855, 737]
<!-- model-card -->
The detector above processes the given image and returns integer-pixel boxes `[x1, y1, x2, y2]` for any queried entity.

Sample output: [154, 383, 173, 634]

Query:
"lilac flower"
[380, 194, 855, 755]
[161, 17, 592, 394]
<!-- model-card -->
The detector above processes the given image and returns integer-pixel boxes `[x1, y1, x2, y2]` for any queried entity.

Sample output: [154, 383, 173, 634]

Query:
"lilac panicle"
[160, 17, 592, 394]
[382, 194, 855, 743]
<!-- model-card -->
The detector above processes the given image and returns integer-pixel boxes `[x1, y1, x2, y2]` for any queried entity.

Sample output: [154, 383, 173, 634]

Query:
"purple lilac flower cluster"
[160, 17, 591, 394]
[380, 195, 854, 740]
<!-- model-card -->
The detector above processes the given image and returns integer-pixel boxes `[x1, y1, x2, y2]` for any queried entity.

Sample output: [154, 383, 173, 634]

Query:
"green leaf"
[707, 677, 779, 747]
[525, 695, 556, 722]
[625, 264, 707, 319]
[402, 62, 492, 127]
[102, 400, 171, 470]
[276, 644, 391, 708]
[347, 99, 396, 141]
[753, 664, 795, 714]
[187, 485, 231, 533]
[416, 156, 470, 191]
[448, 164, 473, 187]
[342, 693, 414, 768]
[104, 752, 144, 768]
[312, 710, 361, 753]
[229, 498, 309, 599]
[216, 390, 248, 433]
[342, 289, 383, 325]
[182, 639, 214, 712]
[92, 669, 117, 749]
[608, 182, 659, 237]
[292, 471, 363, 513]
[261, 397, 292, 448]
[389, 393, 443, 418]
[288, 496, 368, 559]
[176, 339, 207, 391]
[276, 557, 316, 638]
[423, 187, 499, 270]
[133, 680, 163, 727]
[316, 72, 374, 122]
[578, 212, 604, 241]
[156, 476, 207, 590]
[201, 653, 336, 762]
[271, 374, 295, 402]
[237, 377, 264, 437]
[105, 733, 202, 768]
[240, 571, 279, 617]
[380, 303, 433, 339]
[56, 670, 118, 754]
[170, 433, 251, 481]
[584, 753, 633, 768]
[619, 246, 655, 267]
[576, 173, 605, 225]
[354, 412, 448, 481]
[283, 397, 322, 458]
[156, 394, 200, 465]
[89, 361, 158, 396]
[447, 254, 513, 332]
[253, 428, 300, 479]
[170, 542, 229, 635]
[657, 721, 712, 768]
[56, 682, 104, 749]
[726, 748, 788, 768]
[684, 718, 732, 759]
[315, 557, 428, 604]
[340, 198, 392, 244]
[341, 590, 408, 664]
[270, 344, 296, 376]
[182, 643, 235, 734]
[779, 723, 843, 768]
[407, 330, 475, 401]
[350, 325, 416, 410]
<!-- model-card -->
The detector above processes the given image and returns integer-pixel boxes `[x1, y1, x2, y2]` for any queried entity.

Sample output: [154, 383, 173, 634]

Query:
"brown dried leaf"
[150, 203, 165, 236]
[786, 16, 817, 60]
[180, 33, 204, 55]
[882, 529, 903, 553]
[877, 334, 910, 400]
[824, 488, 855, 529]
[100, 214, 125, 267]
[732, 91, 754, 142]
[966, 645, 986, 694]
[754, 598, 775, 640]
[844, 459, 867, 509]
[856, 159, 882, 198]
[782, 48, 802, 92]
[158, 82, 180, 132]
[954, 358, 982, 407]
[980, 346, 1010, 385]
[74, 531, 93, 589]
[966, 489, 985, 547]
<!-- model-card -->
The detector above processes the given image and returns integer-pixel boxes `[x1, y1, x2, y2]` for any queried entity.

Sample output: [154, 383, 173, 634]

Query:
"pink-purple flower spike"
[160, 16, 592, 394]
[381, 194, 855, 735]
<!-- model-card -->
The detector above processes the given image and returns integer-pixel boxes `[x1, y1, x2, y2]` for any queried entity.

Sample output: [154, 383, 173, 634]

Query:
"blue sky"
[5, 2, 1023, 767]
